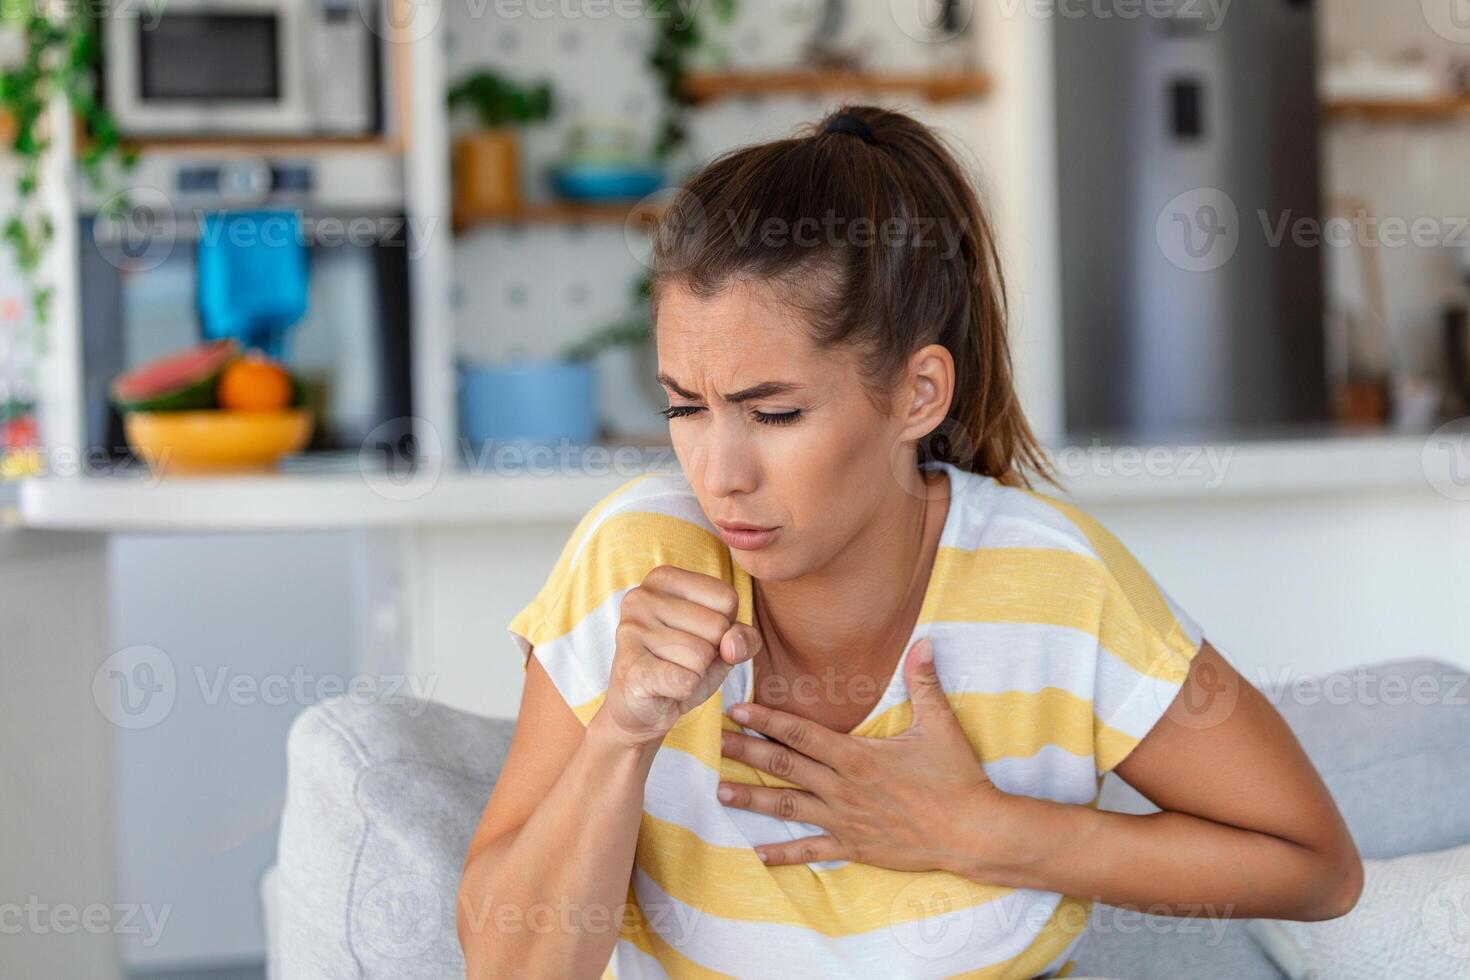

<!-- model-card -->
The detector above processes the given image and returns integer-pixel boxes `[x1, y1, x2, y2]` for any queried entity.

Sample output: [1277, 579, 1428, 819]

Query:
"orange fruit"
[217, 356, 294, 412]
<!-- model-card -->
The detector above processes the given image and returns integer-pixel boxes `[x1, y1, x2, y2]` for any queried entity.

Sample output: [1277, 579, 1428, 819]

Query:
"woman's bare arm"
[457, 653, 659, 979]
[957, 641, 1364, 920]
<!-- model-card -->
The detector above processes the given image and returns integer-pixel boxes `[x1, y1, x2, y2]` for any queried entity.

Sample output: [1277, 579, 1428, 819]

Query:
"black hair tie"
[824, 113, 878, 145]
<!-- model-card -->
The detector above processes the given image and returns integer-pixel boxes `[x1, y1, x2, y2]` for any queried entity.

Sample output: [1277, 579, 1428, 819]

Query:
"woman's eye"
[659, 406, 802, 426]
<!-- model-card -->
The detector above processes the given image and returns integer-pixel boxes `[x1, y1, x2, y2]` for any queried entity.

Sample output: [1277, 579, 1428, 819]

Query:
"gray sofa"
[264, 659, 1470, 978]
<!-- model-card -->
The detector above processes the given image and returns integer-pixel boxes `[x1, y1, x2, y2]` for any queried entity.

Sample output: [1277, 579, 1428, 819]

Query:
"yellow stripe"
[923, 546, 1192, 684]
[634, 810, 1014, 937]
[940, 895, 1090, 978]
[1021, 492, 1202, 670]
[507, 475, 654, 643]
[850, 688, 1135, 763]
[617, 877, 736, 979]
[528, 510, 741, 648]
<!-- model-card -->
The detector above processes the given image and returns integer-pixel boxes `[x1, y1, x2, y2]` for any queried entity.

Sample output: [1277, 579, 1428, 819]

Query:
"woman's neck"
[751, 464, 951, 700]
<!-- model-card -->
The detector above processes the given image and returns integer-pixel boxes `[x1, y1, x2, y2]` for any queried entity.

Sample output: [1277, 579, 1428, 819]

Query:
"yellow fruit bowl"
[124, 410, 314, 474]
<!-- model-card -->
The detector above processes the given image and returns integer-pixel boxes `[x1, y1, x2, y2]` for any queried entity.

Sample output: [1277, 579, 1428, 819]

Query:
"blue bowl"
[458, 360, 599, 449]
[549, 162, 664, 202]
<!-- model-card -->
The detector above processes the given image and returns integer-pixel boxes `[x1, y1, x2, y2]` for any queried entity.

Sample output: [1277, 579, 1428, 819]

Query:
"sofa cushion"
[1070, 658, 1470, 979]
[273, 659, 1470, 979]
[273, 695, 514, 978]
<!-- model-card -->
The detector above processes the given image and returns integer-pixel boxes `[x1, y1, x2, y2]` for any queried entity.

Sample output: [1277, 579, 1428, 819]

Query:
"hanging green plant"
[645, 0, 735, 163]
[559, 274, 653, 362]
[0, 2, 135, 342]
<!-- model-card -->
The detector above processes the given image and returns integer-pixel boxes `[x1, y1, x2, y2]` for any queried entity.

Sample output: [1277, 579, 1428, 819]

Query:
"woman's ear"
[900, 343, 955, 442]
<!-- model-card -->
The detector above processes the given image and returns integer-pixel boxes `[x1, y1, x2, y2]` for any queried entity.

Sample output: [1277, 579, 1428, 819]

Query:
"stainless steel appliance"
[1053, 2, 1328, 437]
[103, 0, 380, 137]
[77, 153, 413, 456]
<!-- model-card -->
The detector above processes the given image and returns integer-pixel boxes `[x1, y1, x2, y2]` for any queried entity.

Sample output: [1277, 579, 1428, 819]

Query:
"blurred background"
[1, 0, 1469, 976]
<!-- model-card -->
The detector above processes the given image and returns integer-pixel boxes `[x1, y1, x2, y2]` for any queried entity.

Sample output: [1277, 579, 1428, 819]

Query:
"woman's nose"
[690, 437, 757, 498]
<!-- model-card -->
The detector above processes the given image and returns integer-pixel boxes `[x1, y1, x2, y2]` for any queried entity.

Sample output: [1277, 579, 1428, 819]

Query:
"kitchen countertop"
[11, 426, 1465, 533]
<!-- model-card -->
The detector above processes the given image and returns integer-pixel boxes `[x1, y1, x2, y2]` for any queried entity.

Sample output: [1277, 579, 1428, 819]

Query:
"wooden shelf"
[1322, 96, 1470, 122]
[680, 69, 992, 106]
[453, 198, 668, 233]
[113, 133, 404, 155]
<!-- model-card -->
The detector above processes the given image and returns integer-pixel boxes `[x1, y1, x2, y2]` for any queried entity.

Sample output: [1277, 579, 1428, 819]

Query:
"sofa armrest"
[273, 695, 515, 979]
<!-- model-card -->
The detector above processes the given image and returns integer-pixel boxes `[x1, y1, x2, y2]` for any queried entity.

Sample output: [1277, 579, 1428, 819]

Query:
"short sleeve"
[506, 503, 639, 727]
[1026, 493, 1207, 776]
[1084, 523, 1207, 775]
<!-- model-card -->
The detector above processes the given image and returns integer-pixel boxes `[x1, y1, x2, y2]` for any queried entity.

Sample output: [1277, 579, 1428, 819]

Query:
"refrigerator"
[1053, 1, 1328, 438]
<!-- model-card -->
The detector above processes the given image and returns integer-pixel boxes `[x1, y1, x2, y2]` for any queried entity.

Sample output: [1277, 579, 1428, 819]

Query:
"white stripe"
[570, 473, 713, 567]
[627, 865, 1069, 978]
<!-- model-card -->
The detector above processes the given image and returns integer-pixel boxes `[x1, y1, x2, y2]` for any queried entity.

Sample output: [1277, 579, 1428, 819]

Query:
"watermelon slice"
[111, 339, 241, 413]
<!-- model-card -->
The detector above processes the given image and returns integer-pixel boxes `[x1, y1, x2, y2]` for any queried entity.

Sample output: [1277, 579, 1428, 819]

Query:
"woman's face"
[654, 279, 935, 581]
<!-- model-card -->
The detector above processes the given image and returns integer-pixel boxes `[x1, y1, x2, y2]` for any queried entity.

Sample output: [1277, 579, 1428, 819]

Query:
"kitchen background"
[2, 0, 1470, 977]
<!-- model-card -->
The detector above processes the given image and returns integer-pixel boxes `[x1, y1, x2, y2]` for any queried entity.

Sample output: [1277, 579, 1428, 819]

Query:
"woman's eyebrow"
[657, 373, 808, 404]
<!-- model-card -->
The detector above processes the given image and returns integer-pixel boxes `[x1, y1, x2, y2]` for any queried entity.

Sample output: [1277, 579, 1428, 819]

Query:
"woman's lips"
[715, 524, 780, 550]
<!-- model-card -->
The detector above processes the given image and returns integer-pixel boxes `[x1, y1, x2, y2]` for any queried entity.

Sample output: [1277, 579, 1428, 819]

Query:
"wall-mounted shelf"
[453, 198, 667, 233]
[679, 69, 993, 106]
[111, 133, 405, 155]
[1322, 96, 1470, 122]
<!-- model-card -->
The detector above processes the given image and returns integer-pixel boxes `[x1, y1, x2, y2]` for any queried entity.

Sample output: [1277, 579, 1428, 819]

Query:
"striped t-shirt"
[506, 459, 1206, 979]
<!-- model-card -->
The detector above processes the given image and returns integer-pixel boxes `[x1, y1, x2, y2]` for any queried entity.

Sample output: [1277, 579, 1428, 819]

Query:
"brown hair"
[648, 104, 1057, 490]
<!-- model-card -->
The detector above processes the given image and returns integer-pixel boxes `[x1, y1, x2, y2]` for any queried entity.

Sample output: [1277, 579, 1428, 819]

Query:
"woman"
[457, 105, 1362, 979]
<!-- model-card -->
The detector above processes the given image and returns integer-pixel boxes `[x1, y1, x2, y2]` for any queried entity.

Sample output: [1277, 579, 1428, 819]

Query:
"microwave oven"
[103, 0, 380, 137]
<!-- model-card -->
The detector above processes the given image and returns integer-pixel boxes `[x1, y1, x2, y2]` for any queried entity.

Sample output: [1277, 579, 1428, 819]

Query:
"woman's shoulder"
[946, 468, 1203, 666]
[507, 469, 738, 723]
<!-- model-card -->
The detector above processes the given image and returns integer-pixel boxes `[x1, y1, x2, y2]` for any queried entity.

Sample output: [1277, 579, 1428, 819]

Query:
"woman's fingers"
[715, 781, 833, 828]
[720, 729, 839, 795]
[726, 700, 858, 772]
[751, 835, 845, 867]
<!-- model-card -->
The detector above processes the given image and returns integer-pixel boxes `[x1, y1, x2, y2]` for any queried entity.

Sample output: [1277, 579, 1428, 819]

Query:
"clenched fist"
[596, 564, 762, 748]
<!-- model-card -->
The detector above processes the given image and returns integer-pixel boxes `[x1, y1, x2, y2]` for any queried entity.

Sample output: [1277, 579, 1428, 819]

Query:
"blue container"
[457, 359, 599, 449]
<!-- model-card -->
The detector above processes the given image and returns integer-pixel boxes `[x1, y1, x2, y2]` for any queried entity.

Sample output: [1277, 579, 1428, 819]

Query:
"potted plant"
[457, 276, 656, 452]
[447, 69, 554, 221]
